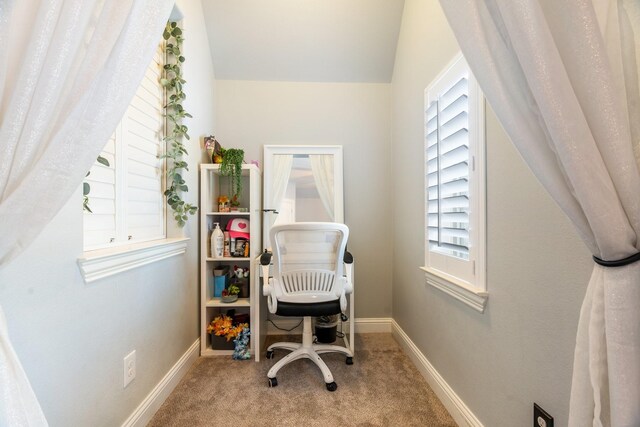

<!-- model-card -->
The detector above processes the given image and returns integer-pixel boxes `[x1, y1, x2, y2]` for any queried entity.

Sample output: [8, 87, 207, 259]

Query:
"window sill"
[420, 266, 488, 313]
[78, 238, 189, 284]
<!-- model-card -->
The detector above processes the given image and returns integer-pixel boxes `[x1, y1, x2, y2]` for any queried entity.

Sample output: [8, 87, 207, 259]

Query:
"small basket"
[232, 278, 250, 298]
[210, 334, 235, 350]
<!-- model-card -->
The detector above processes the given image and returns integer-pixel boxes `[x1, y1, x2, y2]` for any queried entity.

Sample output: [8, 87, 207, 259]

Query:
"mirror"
[263, 145, 344, 249]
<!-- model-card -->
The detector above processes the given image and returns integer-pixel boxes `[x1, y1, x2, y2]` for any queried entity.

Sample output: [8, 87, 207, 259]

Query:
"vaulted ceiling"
[201, 0, 405, 83]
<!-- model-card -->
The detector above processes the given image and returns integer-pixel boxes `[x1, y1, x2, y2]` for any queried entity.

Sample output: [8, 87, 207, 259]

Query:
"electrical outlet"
[123, 350, 136, 388]
[533, 403, 553, 427]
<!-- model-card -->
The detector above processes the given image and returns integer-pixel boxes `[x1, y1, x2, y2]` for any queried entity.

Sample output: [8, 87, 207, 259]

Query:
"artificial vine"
[161, 21, 197, 227]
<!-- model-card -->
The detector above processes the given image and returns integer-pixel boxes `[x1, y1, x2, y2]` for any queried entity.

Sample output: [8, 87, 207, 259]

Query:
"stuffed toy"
[232, 326, 251, 360]
[233, 265, 249, 278]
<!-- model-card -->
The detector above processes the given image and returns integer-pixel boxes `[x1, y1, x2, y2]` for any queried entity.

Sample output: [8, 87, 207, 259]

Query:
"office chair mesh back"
[271, 224, 346, 306]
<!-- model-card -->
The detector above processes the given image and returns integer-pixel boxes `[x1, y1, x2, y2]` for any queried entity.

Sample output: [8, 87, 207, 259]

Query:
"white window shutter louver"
[426, 70, 470, 261]
[84, 44, 165, 250]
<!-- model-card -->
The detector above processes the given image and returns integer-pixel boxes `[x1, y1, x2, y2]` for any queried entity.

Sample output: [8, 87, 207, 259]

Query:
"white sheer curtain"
[266, 154, 293, 236]
[309, 154, 335, 221]
[439, 0, 639, 425]
[269, 155, 294, 215]
[0, 0, 173, 424]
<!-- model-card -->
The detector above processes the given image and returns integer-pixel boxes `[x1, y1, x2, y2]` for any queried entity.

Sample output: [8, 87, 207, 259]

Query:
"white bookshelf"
[199, 164, 265, 360]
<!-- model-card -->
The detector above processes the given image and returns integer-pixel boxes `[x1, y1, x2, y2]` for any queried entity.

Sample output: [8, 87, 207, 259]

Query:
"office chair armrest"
[339, 254, 354, 311]
[260, 250, 278, 313]
[260, 250, 272, 265]
[262, 266, 271, 295]
[263, 277, 278, 313]
[344, 251, 354, 294]
[261, 250, 273, 295]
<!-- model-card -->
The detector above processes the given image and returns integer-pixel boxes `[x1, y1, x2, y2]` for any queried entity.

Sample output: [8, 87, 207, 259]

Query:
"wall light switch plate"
[533, 403, 553, 427]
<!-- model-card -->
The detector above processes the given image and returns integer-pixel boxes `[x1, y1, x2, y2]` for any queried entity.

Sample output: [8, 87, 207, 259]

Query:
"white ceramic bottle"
[211, 222, 224, 258]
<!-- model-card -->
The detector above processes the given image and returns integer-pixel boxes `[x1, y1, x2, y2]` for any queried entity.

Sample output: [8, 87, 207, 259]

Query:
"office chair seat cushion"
[275, 299, 341, 317]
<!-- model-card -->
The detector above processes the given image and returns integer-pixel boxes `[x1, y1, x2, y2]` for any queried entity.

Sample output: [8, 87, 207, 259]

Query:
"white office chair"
[261, 222, 354, 391]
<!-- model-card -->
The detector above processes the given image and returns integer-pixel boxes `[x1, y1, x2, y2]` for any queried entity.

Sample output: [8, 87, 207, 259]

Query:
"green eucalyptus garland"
[161, 21, 197, 227]
[83, 155, 110, 213]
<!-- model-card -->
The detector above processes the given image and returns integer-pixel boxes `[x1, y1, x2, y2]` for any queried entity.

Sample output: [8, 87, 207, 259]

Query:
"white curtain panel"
[439, 0, 640, 425]
[0, 0, 173, 424]
[309, 154, 335, 221]
[267, 154, 293, 233]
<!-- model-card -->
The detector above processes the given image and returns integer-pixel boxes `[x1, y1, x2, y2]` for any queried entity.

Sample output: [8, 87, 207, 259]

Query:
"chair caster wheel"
[266, 350, 274, 359]
[268, 377, 278, 387]
[326, 382, 337, 392]
[346, 357, 353, 365]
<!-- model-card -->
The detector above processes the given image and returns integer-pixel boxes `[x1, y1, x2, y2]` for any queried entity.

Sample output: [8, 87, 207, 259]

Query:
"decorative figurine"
[232, 326, 251, 360]
[217, 195, 230, 212]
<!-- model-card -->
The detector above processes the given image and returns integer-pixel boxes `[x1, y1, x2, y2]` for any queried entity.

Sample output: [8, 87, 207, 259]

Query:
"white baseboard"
[122, 339, 200, 427]
[391, 320, 483, 427]
[354, 317, 392, 333]
[266, 317, 393, 335]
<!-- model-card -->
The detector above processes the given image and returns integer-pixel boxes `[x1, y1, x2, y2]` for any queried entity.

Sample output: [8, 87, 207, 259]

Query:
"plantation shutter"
[83, 134, 117, 248]
[426, 67, 470, 260]
[83, 44, 165, 250]
[124, 45, 165, 242]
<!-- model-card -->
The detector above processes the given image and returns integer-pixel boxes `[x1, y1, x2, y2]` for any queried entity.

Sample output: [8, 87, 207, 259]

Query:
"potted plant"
[230, 194, 240, 211]
[220, 148, 245, 204]
[221, 283, 240, 303]
[207, 314, 248, 350]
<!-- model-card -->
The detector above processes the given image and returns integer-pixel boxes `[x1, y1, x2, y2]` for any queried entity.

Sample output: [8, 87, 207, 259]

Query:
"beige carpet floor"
[148, 333, 456, 426]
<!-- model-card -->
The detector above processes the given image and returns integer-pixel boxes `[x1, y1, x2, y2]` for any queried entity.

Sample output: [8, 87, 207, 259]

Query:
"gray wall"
[391, 1, 592, 425]
[214, 80, 393, 318]
[0, 1, 215, 425]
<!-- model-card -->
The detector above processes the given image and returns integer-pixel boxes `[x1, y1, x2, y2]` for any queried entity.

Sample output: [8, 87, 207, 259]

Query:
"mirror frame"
[262, 145, 344, 249]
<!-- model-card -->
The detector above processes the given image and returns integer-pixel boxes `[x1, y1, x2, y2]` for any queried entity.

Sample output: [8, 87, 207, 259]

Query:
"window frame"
[77, 237, 188, 284]
[78, 41, 183, 283]
[83, 42, 167, 252]
[422, 53, 487, 313]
